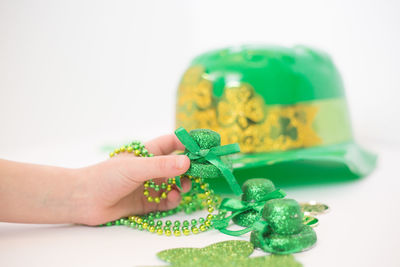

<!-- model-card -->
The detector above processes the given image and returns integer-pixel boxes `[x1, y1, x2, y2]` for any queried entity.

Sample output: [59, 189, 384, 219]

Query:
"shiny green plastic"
[191, 45, 345, 104]
[177, 45, 377, 189]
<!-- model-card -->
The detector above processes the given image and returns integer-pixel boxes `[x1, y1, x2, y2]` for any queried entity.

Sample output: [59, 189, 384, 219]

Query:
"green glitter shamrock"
[156, 240, 302, 267]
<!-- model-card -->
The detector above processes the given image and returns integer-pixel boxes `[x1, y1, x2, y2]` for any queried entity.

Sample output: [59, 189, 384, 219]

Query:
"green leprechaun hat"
[175, 45, 377, 191]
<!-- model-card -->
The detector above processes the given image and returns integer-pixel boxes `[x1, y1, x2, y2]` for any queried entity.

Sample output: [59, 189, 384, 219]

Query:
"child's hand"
[74, 134, 191, 225]
[0, 134, 191, 225]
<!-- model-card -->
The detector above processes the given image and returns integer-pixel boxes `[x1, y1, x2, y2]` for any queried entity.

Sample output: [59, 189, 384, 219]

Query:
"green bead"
[161, 211, 167, 217]
[161, 183, 167, 189]
[154, 185, 160, 192]
[173, 226, 179, 231]
[174, 220, 181, 227]
[167, 210, 174, 216]
[184, 208, 192, 214]
[149, 220, 155, 226]
[191, 219, 197, 225]
[163, 226, 171, 231]
[156, 220, 163, 226]
[183, 220, 189, 227]
[155, 212, 161, 219]
[199, 217, 205, 224]
[165, 220, 172, 227]
[138, 225, 143, 231]
[106, 222, 112, 226]
[130, 222, 136, 228]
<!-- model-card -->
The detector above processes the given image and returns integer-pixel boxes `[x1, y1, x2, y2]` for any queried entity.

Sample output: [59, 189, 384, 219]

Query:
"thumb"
[116, 155, 190, 182]
[95, 155, 190, 201]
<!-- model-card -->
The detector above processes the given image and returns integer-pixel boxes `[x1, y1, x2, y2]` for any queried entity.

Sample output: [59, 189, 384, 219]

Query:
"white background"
[0, 1, 399, 267]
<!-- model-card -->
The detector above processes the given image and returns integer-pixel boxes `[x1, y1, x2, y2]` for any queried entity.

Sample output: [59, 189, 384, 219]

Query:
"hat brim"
[206, 142, 377, 193]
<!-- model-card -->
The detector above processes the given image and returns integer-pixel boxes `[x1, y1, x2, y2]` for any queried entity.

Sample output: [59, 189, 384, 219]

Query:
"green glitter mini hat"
[250, 198, 317, 254]
[175, 45, 377, 190]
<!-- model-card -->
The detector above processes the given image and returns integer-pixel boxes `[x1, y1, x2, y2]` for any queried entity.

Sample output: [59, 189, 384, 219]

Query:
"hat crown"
[241, 178, 275, 202]
[176, 45, 353, 155]
[190, 45, 345, 105]
[262, 198, 303, 235]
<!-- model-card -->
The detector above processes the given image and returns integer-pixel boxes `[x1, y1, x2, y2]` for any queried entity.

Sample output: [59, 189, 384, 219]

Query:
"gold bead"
[147, 196, 154, 202]
[195, 178, 200, 183]
[207, 207, 214, 213]
[154, 197, 160, 203]
[157, 228, 163, 235]
[128, 216, 135, 221]
[173, 230, 181, 237]
[183, 228, 190, 236]
[144, 182, 149, 188]
[134, 150, 141, 156]
[191, 227, 199, 234]
[205, 220, 211, 227]
[127, 146, 133, 152]
[161, 192, 167, 199]
[165, 229, 172, 236]
[120, 146, 126, 152]
[143, 190, 149, 196]
[206, 199, 213, 205]
[137, 218, 143, 224]
[142, 222, 148, 229]
[167, 185, 172, 191]
[109, 152, 115, 157]
[149, 226, 155, 233]
[204, 191, 210, 196]
[206, 214, 213, 220]
[199, 224, 206, 232]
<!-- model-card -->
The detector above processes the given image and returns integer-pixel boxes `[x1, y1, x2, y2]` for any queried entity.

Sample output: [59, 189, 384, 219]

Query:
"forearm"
[0, 159, 84, 224]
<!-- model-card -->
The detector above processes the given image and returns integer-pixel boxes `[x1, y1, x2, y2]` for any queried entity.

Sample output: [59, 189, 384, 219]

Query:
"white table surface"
[1, 1, 399, 266]
[0, 141, 399, 267]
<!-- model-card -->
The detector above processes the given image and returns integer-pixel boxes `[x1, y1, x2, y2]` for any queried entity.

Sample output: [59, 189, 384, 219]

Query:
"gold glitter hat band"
[177, 97, 353, 153]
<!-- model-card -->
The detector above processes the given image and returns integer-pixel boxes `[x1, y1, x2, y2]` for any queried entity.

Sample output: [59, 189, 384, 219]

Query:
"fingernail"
[176, 155, 188, 170]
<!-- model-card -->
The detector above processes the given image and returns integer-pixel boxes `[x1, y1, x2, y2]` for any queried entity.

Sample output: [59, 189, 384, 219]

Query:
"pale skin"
[0, 134, 192, 226]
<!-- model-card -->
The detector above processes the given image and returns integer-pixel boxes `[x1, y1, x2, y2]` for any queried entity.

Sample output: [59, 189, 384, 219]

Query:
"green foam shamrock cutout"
[156, 240, 302, 267]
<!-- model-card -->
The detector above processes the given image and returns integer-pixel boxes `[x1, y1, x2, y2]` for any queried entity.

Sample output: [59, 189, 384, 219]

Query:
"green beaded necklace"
[99, 140, 225, 236]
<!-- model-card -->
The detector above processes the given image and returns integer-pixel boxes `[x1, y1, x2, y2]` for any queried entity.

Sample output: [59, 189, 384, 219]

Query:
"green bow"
[213, 189, 286, 236]
[174, 127, 242, 195]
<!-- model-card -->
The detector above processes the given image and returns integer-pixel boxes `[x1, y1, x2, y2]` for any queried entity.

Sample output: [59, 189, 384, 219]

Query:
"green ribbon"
[213, 189, 286, 236]
[217, 220, 270, 237]
[174, 127, 242, 195]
